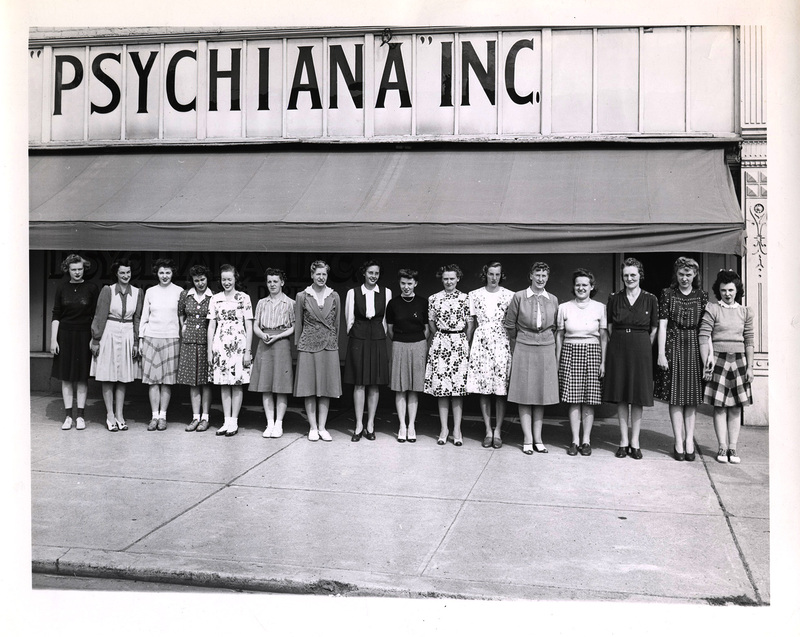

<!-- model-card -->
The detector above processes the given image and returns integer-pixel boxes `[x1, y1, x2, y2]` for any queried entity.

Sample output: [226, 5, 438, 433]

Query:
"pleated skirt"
[703, 352, 752, 407]
[176, 342, 210, 386]
[507, 342, 559, 405]
[249, 338, 294, 394]
[558, 341, 602, 405]
[343, 337, 389, 386]
[390, 340, 427, 393]
[90, 321, 142, 383]
[140, 336, 180, 385]
[294, 350, 342, 398]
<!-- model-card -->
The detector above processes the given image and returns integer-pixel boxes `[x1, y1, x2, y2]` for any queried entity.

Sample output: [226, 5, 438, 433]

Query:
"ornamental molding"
[741, 140, 767, 168]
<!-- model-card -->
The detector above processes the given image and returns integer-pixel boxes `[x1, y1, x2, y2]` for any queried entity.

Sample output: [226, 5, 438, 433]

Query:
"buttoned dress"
[90, 283, 143, 382]
[177, 288, 213, 386]
[293, 287, 342, 398]
[424, 290, 471, 397]
[208, 291, 254, 386]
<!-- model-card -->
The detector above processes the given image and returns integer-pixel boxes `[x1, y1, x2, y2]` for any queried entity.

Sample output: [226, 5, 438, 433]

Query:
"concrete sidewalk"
[30, 391, 769, 604]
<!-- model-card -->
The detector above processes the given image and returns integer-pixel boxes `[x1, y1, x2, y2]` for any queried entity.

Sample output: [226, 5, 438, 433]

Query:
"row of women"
[51, 254, 754, 462]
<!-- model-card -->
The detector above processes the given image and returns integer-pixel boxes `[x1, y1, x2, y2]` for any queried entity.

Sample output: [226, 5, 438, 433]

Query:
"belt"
[439, 329, 464, 334]
[619, 328, 647, 333]
[107, 317, 133, 323]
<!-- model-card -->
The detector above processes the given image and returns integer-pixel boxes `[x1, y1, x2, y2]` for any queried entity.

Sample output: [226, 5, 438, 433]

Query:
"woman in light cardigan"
[699, 270, 754, 465]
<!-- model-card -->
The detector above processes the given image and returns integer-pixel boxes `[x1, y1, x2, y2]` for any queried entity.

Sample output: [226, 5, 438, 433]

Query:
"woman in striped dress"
[654, 257, 708, 461]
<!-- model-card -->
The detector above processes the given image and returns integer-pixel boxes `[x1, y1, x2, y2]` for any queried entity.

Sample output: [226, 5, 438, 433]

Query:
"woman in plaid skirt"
[555, 269, 608, 457]
[699, 270, 754, 464]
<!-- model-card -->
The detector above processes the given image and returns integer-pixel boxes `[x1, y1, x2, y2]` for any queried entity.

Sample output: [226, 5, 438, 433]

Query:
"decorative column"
[740, 25, 768, 425]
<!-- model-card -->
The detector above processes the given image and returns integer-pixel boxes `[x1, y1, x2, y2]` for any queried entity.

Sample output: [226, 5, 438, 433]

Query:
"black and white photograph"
[5, 0, 800, 635]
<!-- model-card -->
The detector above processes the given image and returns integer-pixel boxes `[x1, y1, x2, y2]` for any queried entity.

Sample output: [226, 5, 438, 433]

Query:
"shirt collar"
[266, 292, 287, 303]
[526, 288, 548, 299]
[113, 283, 133, 297]
[361, 284, 380, 295]
[305, 285, 334, 300]
[190, 288, 213, 301]
[719, 299, 739, 308]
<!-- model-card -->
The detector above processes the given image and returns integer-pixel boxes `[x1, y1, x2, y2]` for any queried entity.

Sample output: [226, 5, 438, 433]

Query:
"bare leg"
[61, 380, 75, 410]
[617, 402, 630, 447]
[353, 385, 365, 431]
[75, 381, 88, 409]
[189, 386, 202, 415]
[406, 392, 419, 430]
[101, 381, 115, 421]
[437, 398, 450, 440]
[304, 397, 318, 431]
[159, 385, 172, 414]
[275, 394, 288, 422]
[479, 395, 492, 436]
[668, 405, 686, 453]
[148, 384, 160, 414]
[713, 407, 728, 449]
[495, 396, 507, 434]
[629, 404, 643, 448]
[568, 404, 581, 445]
[262, 392, 275, 425]
[684, 406, 697, 453]
[201, 385, 212, 415]
[230, 386, 243, 418]
[317, 397, 330, 431]
[727, 406, 742, 449]
[581, 405, 595, 445]
[220, 386, 232, 418]
[452, 397, 463, 441]
[532, 405, 545, 447]
[114, 384, 126, 422]
[395, 391, 408, 427]
[365, 386, 380, 431]
[519, 404, 533, 446]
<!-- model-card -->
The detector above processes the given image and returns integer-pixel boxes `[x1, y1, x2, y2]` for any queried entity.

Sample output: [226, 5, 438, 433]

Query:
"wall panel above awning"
[29, 147, 744, 254]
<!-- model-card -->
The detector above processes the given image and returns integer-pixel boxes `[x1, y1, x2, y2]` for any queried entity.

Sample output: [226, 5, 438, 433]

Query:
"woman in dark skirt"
[177, 265, 214, 432]
[602, 257, 659, 459]
[344, 260, 392, 441]
[51, 253, 99, 431]
[699, 270, 754, 465]
[249, 268, 295, 439]
[655, 257, 708, 461]
[386, 268, 428, 443]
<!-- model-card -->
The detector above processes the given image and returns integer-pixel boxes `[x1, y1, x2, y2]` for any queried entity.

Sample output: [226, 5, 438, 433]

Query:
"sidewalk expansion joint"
[699, 453, 765, 605]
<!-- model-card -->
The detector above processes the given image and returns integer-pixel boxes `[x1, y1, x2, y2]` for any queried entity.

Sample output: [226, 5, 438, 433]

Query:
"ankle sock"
[64, 408, 72, 419]
[158, 411, 166, 419]
[76, 408, 85, 418]
[152, 411, 159, 419]
[192, 413, 200, 421]
[201, 413, 209, 421]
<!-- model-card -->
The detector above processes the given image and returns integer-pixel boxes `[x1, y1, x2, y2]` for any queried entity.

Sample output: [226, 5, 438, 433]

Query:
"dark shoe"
[407, 425, 416, 443]
[685, 448, 696, 461]
[196, 419, 209, 432]
[186, 419, 200, 432]
[533, 442, 548, 454]
[727, 449, 741, 464]
[567, 443, 578, 456]
[482, 435, 493, 448]
[351, 430, 362, 442]
[628, 446, 643, 460]
[492, 435, 502, 449]
[579, 443, 592, 456]
[224, 426, 238, 437]
[156, 418, 167, 431]
[453, 437, 463, 447]
[437, 437, 447, 445]
[364, 428, 376, 441]
[673, 447, 685, 461]
[147, 418, 158, 431]
[522, 444, 534, 455]
[615, 446, 627, 458]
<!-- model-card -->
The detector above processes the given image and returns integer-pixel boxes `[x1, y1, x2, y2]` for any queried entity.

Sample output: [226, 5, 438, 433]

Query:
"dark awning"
[29, 146, 744, 254]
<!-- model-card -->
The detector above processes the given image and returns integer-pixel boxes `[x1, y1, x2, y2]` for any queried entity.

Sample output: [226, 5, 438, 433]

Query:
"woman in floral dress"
[207, 264, 253, 437]
[177, 265, 214, 433]
[424, 264, 473, 446]
[466, 261, 513, 449]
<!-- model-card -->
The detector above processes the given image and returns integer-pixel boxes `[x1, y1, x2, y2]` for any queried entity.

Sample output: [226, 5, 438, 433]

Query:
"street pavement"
[29, 390, 769, 604]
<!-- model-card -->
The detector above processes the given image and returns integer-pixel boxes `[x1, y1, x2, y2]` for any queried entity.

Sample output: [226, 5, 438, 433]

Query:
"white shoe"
[318, 428, 332, 442]
[263, 423, 275, 438]
[271, 421, 283, 438]
[308, 429, 320, 442]
[61, 416, 73, 430]
[716, 448, 729, 463]
[75, 417, 86, 430]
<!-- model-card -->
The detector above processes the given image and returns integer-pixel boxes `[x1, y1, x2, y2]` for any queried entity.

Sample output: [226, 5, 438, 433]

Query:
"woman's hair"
[711, 269, 744, 302]
[397, 268, 418, 282]
[110, 258, 132, 280]
[187, 264, 211, 280]
[479, 261, 506, 282]
[264, 267, 286, 283]
[669, 256, 701, 290]
[152, 258, 176, 275]
[220, 264, 244, 291]
[529, 261, 550, 275]
[359, 259, 381, 279]
[60, 253, 90, 273]
[621, 257, 644, 280]
[571, 268, 598, 298]
[436, 264, 463, 279]
[310, 260, 330, 276]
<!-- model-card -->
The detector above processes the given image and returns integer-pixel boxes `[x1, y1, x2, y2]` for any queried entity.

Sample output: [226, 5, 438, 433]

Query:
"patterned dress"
[654, 288, 708, 405]
[177, 289, 212, 386]
[465, 287, 513, 395]
[424, 290, 470, 397]
[208, 291, 253, 385]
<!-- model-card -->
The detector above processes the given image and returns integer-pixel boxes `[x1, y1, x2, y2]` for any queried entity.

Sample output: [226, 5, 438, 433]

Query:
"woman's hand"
[703, 357, 714, 381]
[262, 334, 273, 345]
[90, 343, 100, 357]
[657, 353, 669, 370]
[132, 345, 139, 359]
[243, 350, 252, 368]
[598, 362, 605, 379]
[208, 352, 213, 366]
[746, 365, 754, 383]
[50, 340, 59, 356]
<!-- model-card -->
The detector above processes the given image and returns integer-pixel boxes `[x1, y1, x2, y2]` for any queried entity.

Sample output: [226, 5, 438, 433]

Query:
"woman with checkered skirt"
[699, 270, 754, 465]
[555, 269, 608, 458]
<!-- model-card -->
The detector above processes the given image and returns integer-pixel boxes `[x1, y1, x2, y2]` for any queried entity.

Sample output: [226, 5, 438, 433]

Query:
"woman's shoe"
[116, 419, 128, 431]
[186, 419, 200, 432]
[533, 442, 548, 454]
[522, 443, 534, 455]
[364, 427, 376, 441]
[579, 443, 592, 456]
[308, 429, 320, 442]
[216, 424, 229, 436]
[482, 435, 493, 448]
[75, 417, 86, 430]
[397, 425, 407, 443]
[196, 419, 210, 432]
[437, 429, 448, 445]
[61, 416, 73, 430]
[492, 434, 503, 449]
[156, 418, 167, 431]
[225, 425, 238, 437]
[685, 448, 696, 461]
[148, 418, 159, 432]
[351, 427, 362, 442]
[628, 446, 643, 460]
[727, 449, 741, 464]
[567, 443, 579, 456]
[272, 421, 283, 438]
[673, 447, 685, 461]
[716, 448, 729, 463]
[453, 436, 463, 447]
[262, 423, 275, 438]
[318, 429, 332, 442]
[106, 418, 118, 432]
[407, 425, 416, 443]
[615, 446, 627, 458]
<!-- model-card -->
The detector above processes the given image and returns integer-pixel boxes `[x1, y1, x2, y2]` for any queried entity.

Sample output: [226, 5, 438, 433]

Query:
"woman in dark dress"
[344, 260, 392, 441]
[386, 268, 428, 443]
[602, 258, 658, 459]
[655, 257, 708, 461]
[51, 253, 99, 431]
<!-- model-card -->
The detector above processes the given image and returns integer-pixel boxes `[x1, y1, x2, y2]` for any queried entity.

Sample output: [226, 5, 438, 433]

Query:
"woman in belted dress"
[344, 260, 392, 442]
[90, 258, 143, 431]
